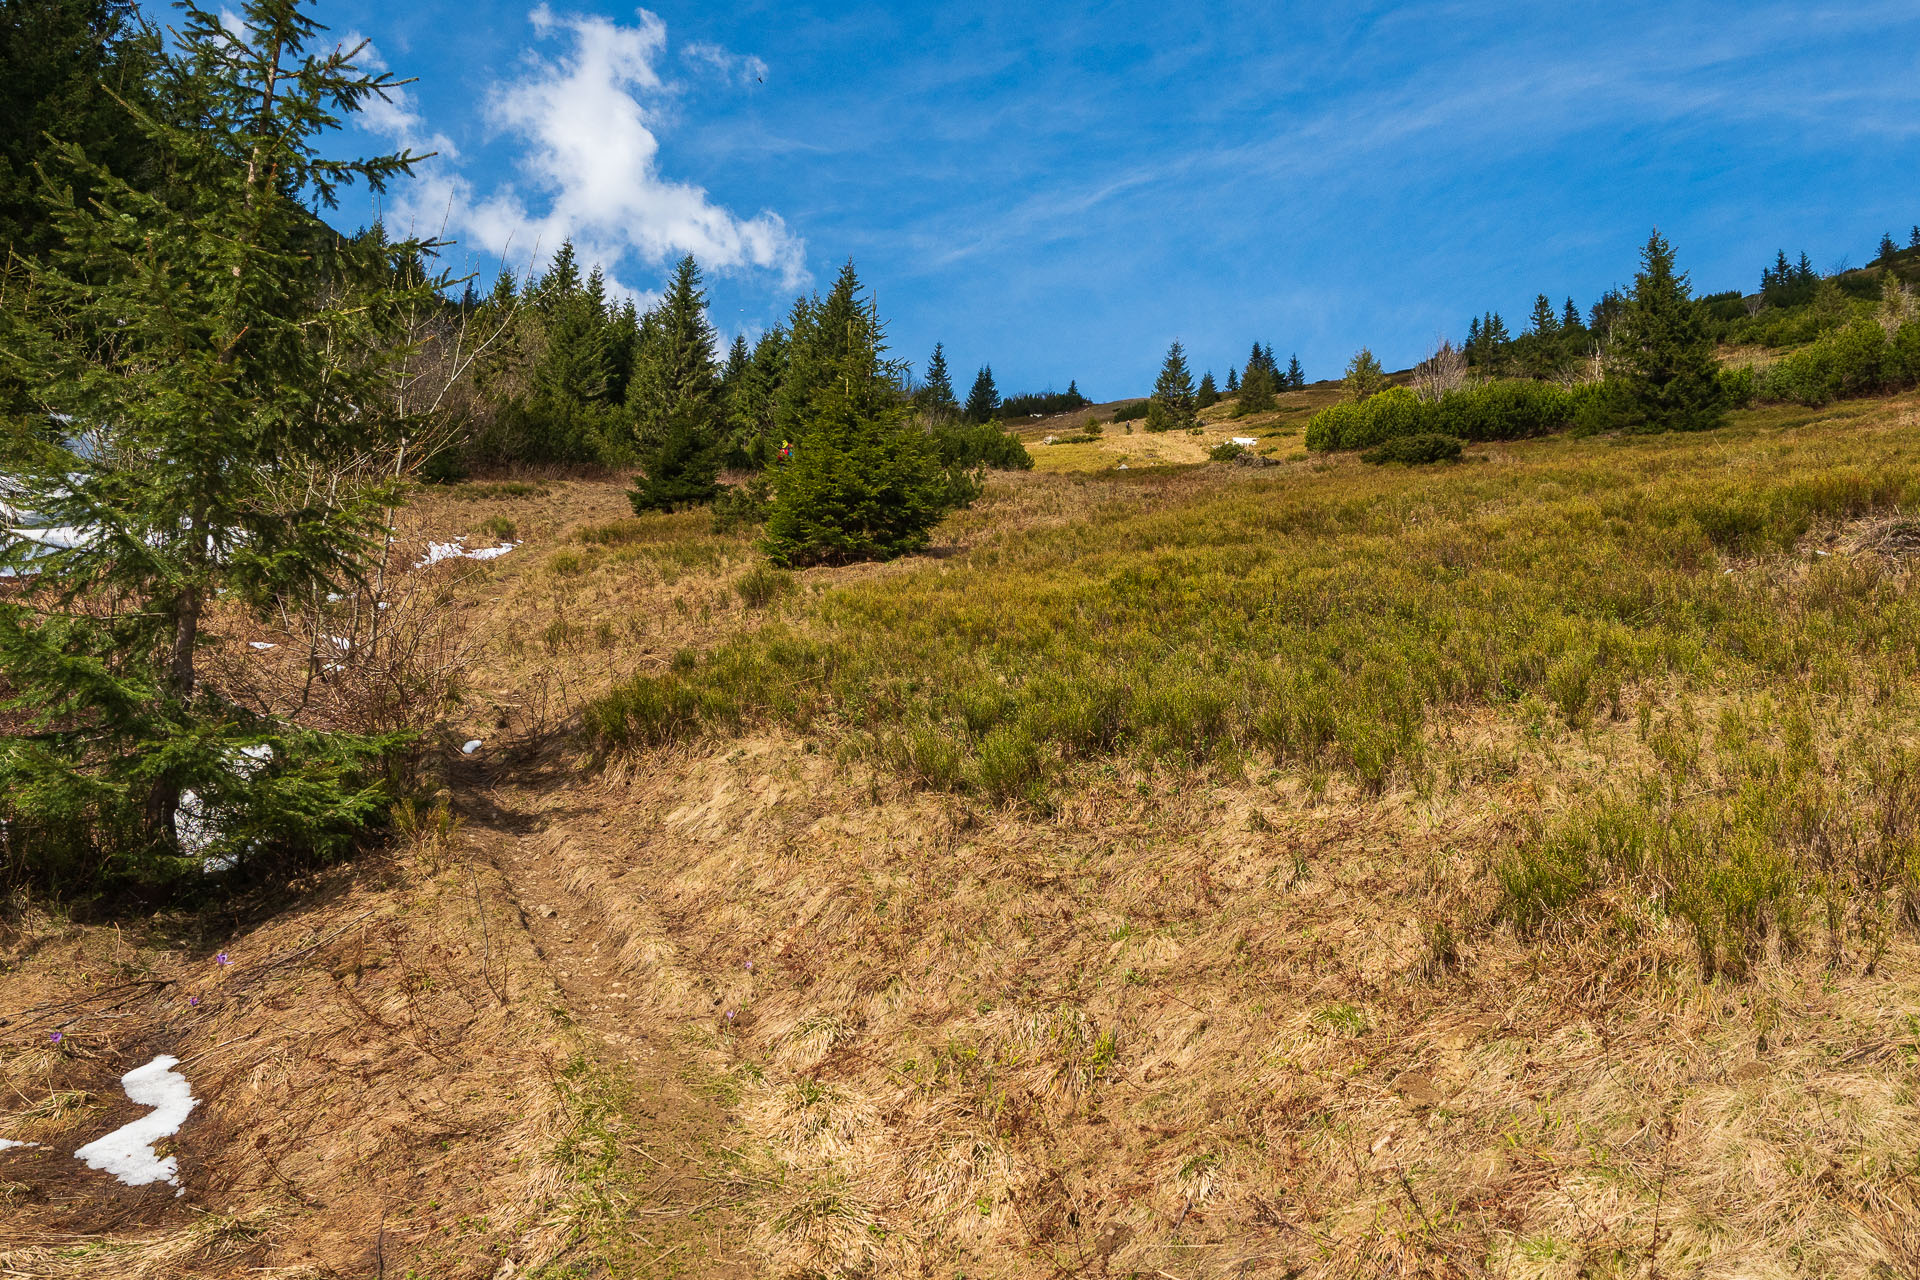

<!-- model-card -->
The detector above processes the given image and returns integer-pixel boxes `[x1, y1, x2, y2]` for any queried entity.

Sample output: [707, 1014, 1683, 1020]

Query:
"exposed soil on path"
[451, 752, 761, 1278]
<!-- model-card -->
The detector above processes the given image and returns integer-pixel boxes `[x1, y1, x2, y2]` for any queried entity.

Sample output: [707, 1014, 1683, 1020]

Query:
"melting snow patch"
[1231, 437, 1258, 447]
[0, 1138, 40, 1151]
[462, 739, 483, 755]
[416, 537, 516, 568]
[74, 1055, 198, 1195]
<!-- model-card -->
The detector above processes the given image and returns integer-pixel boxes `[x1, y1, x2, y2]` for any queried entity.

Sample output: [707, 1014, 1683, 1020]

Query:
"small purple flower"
[188, 995, 200, 1007]
[215, 951, 231, 967]
[725, 1010, 735, 1021]
[744, 960, 753, 971]
[49, 1031, 62, 1044]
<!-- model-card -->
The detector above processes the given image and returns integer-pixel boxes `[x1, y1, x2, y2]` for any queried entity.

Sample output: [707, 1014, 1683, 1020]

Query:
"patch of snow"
[461, 739, 483, 755]
[73, 1054, 198, 1195]
[327, 634, 352, 649]
[0, 1138, 40, 1151]
[177, 745, 274, 863]
[415, 536, 516, 569]
[175, 791, 217, 859]
[1231, 437, 1258, 447]
[9, 524, 95, 550]
[248, 641, 276, 651]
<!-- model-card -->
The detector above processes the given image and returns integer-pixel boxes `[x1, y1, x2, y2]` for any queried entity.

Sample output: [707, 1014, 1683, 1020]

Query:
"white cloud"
[682, 41, 769, 88]
[365, 7, 805, 294]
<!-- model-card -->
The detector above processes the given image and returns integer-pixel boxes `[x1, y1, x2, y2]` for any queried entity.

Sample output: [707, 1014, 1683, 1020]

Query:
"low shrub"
[1207, 441, 1246, 462]
[1111, 400, 1150, 423]
[1756, 317, 1912, 406]
[1361, 433, 1462, 466]
[1307, 380, 1587, 451]
[931, 419, 1033, 470]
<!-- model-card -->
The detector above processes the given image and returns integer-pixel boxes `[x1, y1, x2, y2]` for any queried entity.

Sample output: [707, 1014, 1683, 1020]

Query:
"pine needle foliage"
[0, 0, 426, 888]
[1145, 340, 1196, 432]
[1606, 230, 1729, 434]
[762, 262, 974, 566]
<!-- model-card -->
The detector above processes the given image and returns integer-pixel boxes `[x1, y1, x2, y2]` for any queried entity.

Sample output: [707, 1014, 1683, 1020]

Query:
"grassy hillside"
[8, 392, 1920, 1276]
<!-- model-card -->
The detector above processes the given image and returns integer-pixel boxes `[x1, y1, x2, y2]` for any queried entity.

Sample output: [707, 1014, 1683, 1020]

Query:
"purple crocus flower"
[215, 951, 231, 967]
[188, 995, 200, 1007]
[49, 1031, 62, 1044]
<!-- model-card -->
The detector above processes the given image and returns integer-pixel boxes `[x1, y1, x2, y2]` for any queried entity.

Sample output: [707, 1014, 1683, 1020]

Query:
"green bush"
[1361, 433, 1462, 466]
[1306, 381, 1587, 452]
[1757, 318, 1901, 406]
[931, 419, 1033, 470]
[1207, 441, 1246, 462]
[1111, 400, 1150, 423]
[1430, 381, 1580, 442]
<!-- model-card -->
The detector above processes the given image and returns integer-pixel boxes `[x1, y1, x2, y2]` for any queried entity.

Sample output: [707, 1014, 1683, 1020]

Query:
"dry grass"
[0, 811, 660, 1278]
[13, 393, 1920, 1277]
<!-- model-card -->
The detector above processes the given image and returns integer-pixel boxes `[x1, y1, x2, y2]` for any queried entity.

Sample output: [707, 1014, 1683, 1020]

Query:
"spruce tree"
[1196, 371, 1219, 409]
[1343, 348, 1387, 400]
[626, 255, 720, 455]
[1910, 226, 1920, 251]
[1879, 233, 1900, 265]
[921, 342, 959, 419]
[628, 408, 721, 512]
[1528, 293, 1558, 337]
[1225, 366, 1239, 393]
[1235, 341, 1276, 415]
[604, 298, 641, 406]
[1145, 340, 1197, 432]
[740, 326, 788, 463]
[964, 365, 1000, 423]
[1065, 379, 1085, 406]
[1606, 230, 1727, 434]
[1285, 354, 1305, 389]
[536, 240, 581, 306]
[486, 266, 518, 309]
[1562, 297, 1583, 332]
[0, 0, 422, 881]
[763, 261, 966, 565]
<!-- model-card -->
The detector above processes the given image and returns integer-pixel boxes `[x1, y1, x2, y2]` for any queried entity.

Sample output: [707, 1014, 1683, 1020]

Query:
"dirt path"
[454, 762, 757, 1278]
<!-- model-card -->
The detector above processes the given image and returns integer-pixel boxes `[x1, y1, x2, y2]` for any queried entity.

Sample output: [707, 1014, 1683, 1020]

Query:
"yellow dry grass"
[11, 395, 1920, 1277]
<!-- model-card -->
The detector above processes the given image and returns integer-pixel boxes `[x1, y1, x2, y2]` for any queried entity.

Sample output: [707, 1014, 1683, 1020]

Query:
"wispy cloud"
[682, 41, 768, 88]
[365, 6, 805, 294]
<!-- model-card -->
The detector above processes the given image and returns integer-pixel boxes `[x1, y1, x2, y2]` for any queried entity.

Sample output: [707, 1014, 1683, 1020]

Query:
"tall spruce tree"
[628, 255, 723, 506]
[1528, 294, 1559, 337]
[1146, 340, 1197, 432]
[0, 0, 424, 881]
[1225, 366, 1239, 393]
[1606, 230, 1726, 434]
[763, 261, 967, 565]
[1235, 341, 1276, 415]
[1878, 233, 1900, 265]
[1562, 297, 1583, 332]
[1196, 370, 1219, 409]
[1285, 354, 1305, 389]
[921, 342, 959, 419]
[738, 326, 788, 463]
[964, 365, 1000, 423]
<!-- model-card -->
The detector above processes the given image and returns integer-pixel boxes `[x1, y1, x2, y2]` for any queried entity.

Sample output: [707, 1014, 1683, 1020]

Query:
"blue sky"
[309, 0, 1920, 399]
